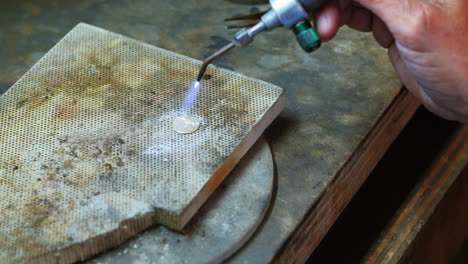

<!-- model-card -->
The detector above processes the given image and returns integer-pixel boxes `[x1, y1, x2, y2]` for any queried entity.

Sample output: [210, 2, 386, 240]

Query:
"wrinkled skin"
[315, 0, 468, 123]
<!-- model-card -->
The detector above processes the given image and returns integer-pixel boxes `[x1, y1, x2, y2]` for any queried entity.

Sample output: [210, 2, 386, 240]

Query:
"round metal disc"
[87, 137, 274, 264]
[173, 115, 200, 134]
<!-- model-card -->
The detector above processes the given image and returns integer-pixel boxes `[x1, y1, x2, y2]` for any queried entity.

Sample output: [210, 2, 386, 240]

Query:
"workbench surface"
[0, 1, 417, 263]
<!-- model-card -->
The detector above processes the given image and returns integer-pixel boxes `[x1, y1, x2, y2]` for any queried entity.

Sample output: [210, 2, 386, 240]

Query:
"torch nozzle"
[196, 42, 236, 81]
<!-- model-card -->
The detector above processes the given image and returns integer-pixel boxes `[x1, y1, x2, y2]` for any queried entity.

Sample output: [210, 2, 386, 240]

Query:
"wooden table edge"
[274, 88, 420, 264]
[363, 124, 468, 264]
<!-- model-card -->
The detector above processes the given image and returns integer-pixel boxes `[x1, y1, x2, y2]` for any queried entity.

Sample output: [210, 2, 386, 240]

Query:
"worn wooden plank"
[400, 165, 468, 264]
[0, 23, 285, 263]
[364, 125, 468, 264]
[275, 88, 420, 264]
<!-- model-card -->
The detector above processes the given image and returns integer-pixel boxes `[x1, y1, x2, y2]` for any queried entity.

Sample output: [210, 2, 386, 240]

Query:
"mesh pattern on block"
[0, 23, 283, 262]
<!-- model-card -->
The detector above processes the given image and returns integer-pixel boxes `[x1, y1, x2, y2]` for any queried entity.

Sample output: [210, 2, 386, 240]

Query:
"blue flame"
[179, 80, 201, 115]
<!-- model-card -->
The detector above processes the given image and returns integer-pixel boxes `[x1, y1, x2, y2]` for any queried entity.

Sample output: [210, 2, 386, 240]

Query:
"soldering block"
[0, 23, 285, 263]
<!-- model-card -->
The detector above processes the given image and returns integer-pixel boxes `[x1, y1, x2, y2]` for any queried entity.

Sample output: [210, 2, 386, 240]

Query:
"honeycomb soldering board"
[0, 23, 285, 263]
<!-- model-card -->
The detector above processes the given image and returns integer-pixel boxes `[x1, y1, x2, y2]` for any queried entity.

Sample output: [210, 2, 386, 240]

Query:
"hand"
[314, 0, 468, 123]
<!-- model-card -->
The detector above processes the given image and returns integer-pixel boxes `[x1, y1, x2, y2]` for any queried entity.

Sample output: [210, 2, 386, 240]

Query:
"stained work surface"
[0, 0, 402, 262]
[0, 23, 284, 263]
[87, 138, 274, 264]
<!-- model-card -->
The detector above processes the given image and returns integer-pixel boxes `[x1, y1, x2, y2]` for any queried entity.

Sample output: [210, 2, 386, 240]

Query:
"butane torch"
[196, 0, 329, 81]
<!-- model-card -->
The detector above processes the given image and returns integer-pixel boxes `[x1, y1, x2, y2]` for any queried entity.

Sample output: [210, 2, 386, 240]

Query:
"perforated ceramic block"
[0, 23, 285, 263]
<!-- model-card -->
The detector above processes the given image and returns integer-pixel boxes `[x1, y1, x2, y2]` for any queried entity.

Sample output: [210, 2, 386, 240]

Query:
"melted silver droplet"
[173, 115, 200, 134]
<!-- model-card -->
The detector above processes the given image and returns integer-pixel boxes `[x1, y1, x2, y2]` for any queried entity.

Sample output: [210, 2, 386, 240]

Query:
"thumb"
[314, 0, 342, 41]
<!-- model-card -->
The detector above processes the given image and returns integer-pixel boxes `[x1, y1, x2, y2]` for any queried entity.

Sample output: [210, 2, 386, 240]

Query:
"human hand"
[314, 0, 468, 123]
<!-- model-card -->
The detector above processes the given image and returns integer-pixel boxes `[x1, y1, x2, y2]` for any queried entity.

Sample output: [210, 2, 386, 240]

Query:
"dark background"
[308, 107, 466, 263]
